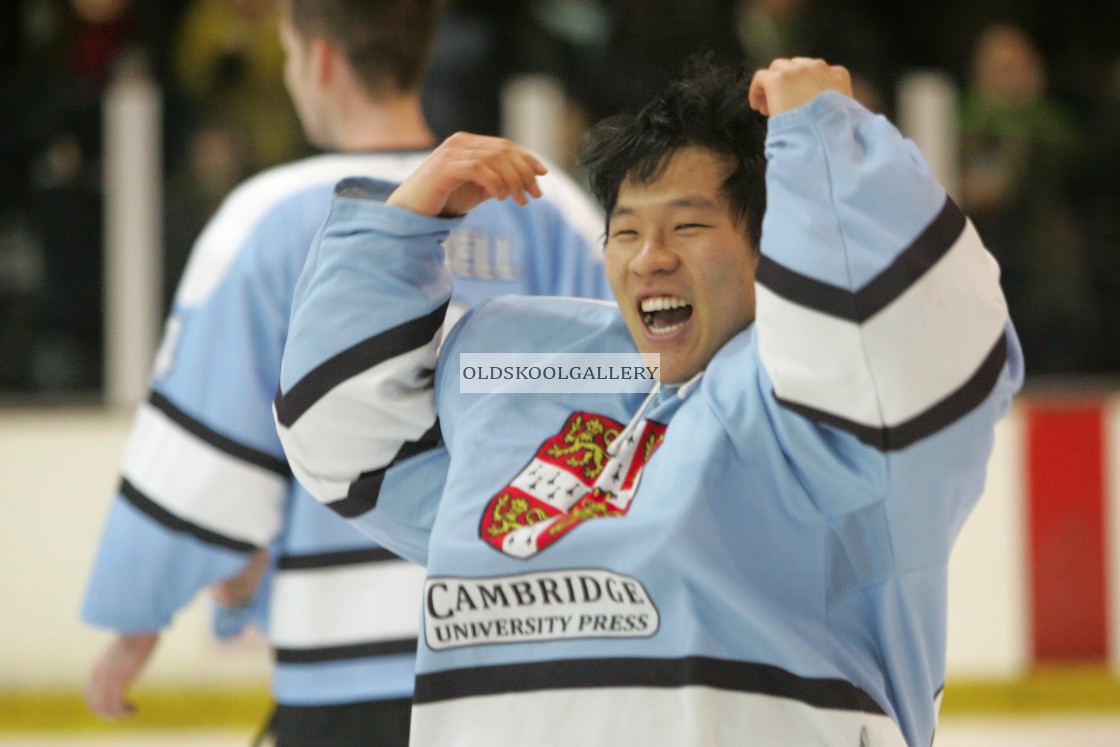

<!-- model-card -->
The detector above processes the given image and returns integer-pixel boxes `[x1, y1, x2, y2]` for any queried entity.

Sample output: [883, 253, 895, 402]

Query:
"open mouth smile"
[640, 295, 693, 336]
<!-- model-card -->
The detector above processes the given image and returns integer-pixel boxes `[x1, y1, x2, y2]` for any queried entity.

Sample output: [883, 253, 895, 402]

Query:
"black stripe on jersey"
[413, 655, 885, 715]
[119, 478, 257, 553]
[276, 546, 404, 570]
[774, 332, 1008, 451]
[274, 301, 449, 427]
[756, 196, 966, 323]
[327, 419, 443, 519]
[148, 391, 289, 477]
[274, 637, 417, 664]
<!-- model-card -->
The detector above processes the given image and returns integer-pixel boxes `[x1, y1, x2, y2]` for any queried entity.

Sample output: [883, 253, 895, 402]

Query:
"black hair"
[577, 57, 767, 251]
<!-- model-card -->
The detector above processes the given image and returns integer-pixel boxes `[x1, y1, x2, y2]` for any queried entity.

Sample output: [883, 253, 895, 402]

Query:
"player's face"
[605, 147, 759, 385]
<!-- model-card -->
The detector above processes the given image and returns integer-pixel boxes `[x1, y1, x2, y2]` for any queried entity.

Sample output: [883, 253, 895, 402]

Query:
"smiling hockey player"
[275, 57, 1023, 746]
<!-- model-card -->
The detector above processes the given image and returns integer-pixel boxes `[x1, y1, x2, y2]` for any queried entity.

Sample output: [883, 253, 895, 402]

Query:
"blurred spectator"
[732, 0, 895, 113]
[422, 0, 525, 139]
[515, 0, 743, 176]
[525, 0, 742, 123]
[1068, 56, 1120, 374]
[958, 23, 1099, 375]
[164, 0, 310, 296]
[519, 0, 895, 179]
[0, 0, 152, 392]
[170, 0, 306, 172]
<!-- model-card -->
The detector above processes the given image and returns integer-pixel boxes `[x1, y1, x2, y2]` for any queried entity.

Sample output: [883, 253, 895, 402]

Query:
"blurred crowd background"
[0, 0, 1117, 396]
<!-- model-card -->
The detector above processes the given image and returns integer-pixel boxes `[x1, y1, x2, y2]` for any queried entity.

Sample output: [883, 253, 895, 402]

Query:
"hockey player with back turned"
[79, 1, 609, 745]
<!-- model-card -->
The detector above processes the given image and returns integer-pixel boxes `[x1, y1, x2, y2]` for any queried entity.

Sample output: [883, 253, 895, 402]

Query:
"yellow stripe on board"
[0, 688, 270, 732]
[942, 666, 1120, 715]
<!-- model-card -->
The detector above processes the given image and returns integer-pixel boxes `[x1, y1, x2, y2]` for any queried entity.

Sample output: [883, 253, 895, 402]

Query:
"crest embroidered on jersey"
[480, 411, 666, 559]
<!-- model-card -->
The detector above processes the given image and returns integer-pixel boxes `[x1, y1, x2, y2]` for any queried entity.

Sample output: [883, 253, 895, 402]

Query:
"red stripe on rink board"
[1027, 402, 1108, 661]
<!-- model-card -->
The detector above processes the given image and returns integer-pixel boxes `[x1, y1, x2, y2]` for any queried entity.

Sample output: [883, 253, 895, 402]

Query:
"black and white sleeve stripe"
[120, 391, 290, 550]
[755, 196, 1009, 451]
[274, 303, 448, 517]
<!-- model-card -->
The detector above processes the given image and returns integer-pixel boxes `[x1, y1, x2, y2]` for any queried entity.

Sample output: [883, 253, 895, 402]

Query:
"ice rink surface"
[3, 715, 1120, 746]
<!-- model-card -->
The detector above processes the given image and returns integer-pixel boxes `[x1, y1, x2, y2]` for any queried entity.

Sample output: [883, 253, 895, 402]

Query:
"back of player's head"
[577, 57, 767, 251]
[283, 0, 439, 95]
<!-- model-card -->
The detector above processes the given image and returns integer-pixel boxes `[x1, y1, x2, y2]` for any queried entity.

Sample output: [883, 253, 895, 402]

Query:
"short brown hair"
[285, 0, 440, 95]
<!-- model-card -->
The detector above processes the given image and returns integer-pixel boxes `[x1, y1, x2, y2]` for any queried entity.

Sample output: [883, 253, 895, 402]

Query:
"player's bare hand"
[749, 58, 853, 117]
[84, 631, 159, 720]
[211, 549, 269, 609]
[388, 132, 548, 218]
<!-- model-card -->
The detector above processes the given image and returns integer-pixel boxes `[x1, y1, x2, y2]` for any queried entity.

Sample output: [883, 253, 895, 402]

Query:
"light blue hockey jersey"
[276, 93, 1023, 745]
[80, 149, 610, 705]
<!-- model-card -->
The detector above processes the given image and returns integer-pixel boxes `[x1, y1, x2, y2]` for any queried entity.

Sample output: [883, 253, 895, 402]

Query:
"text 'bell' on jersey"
[80, 148, 611, 706]
[276, 92, 1022, 746]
